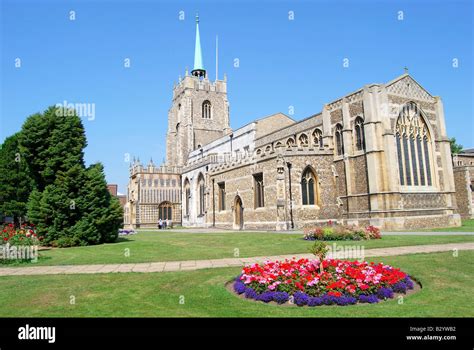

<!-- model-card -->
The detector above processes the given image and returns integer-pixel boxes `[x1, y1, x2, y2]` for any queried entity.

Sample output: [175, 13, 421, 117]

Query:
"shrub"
[51, 236, 80, 248]
[308, 241, 329, 260]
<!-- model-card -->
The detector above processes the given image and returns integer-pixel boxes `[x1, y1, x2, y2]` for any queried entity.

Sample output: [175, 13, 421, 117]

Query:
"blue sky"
[1, 0, 472, 193]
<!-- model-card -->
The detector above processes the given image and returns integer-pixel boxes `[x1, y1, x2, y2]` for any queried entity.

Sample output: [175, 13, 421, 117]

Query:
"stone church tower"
[166, 15, 231, 167]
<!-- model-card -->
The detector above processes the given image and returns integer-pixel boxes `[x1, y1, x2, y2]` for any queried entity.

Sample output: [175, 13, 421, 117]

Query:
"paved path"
[1, 242, 473, 277]
[382, 232, 474, 235]
[149, 228, 474, 235]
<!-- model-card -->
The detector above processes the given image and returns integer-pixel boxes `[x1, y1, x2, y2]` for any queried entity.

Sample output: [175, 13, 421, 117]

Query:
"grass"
[4, 232, 473, 267]
[0, 251, 472, 317]
[423, 218, 474, 232]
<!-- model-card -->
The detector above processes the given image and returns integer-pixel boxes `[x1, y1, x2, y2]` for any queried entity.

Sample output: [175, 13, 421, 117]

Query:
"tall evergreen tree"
[0, 133, 34, 223]
[26, 189, 46, 236]
[37, 164, 85, 245]
[19, 106, 86, 191]
[74, 163, 122, 244]
[19, 106, 122, 246]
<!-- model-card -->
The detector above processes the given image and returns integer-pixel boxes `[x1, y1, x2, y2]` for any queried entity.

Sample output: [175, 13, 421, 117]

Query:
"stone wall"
[208, 149, 341, 230]
[453, 166, 474, 218]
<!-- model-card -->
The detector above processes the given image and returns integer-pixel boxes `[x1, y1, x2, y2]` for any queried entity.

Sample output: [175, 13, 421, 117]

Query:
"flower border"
[232, 275, 416, 306]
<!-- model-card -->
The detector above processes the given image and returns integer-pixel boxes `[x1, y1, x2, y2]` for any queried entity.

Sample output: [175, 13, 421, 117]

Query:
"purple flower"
[244, 287, 258, 299]
[346, 296, 358, 305]
[392, 281, 408, 293]
[257, 291, 274, 303]
[377, 287, 394, 299]
[322, 294, 336, 305]
[308, 296, 323, 306]
[294, 292, 310, 306]
[273, 291, 289, 304]
[234, 281, 246, 294]
[359, 294, 378, 303]
[405, 277, 414, 290]
[335, 296, 357, 306]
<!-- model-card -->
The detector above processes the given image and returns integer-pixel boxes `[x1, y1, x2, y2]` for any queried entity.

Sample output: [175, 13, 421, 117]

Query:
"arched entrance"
[158, 201, 173, 221]
[233, 196, 244, 230]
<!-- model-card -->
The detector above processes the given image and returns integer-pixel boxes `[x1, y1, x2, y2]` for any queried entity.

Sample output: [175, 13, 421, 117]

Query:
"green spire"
[191, 14, 206, 78]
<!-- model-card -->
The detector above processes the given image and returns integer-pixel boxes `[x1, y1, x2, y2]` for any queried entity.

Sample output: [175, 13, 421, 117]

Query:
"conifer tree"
[19, 106, 86, 191]
[0, 133, 34, 223]
[17, 106, 123, 246]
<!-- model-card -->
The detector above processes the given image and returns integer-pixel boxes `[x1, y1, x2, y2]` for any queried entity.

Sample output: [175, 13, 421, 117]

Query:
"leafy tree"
[0, 133, 34, 223]
[449, 137, 463, 155]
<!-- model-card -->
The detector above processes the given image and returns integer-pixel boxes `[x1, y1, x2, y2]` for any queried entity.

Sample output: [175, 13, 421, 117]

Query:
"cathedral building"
[124, 16, 461, 230]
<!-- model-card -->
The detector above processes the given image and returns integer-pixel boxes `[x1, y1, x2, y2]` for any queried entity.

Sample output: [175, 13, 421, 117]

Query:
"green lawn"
[6, 232, 473, 267]
[0, 251, 471, 317]
[423, 218, 474, 232]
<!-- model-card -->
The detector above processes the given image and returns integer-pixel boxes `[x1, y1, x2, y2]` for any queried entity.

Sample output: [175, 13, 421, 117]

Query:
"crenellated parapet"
[130, 158, 182, 176]
[172, 75, 227, 100]
[208, 146, 333, 175]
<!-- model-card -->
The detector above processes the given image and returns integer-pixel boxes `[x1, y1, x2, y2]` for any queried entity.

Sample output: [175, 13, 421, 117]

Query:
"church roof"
[384, 73, 435, 101]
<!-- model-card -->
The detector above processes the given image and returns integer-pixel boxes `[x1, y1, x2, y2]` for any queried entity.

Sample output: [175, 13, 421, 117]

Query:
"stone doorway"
[233, 196, 244, 230]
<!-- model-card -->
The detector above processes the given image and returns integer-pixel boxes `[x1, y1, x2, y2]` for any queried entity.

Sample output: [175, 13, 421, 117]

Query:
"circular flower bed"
[232, 258, 416, 306]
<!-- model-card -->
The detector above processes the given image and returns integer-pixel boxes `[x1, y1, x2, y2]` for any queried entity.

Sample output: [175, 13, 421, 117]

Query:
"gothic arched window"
[301, 167, 319, 206]
[202, 100, 211, 119]
[395, 102, 433, 187]
[197, 173, 205, 216]
[286, 138, 295, 148]
[312, 128, 323, 148]
[298, 134, 309, 147]
[335, 124, 344, 156]
[354, 117, 365, 151]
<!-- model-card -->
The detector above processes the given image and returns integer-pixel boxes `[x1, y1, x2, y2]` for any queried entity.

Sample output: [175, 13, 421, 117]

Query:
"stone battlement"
[208, 146, 333, 175]
[172, 74, 227, 100]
